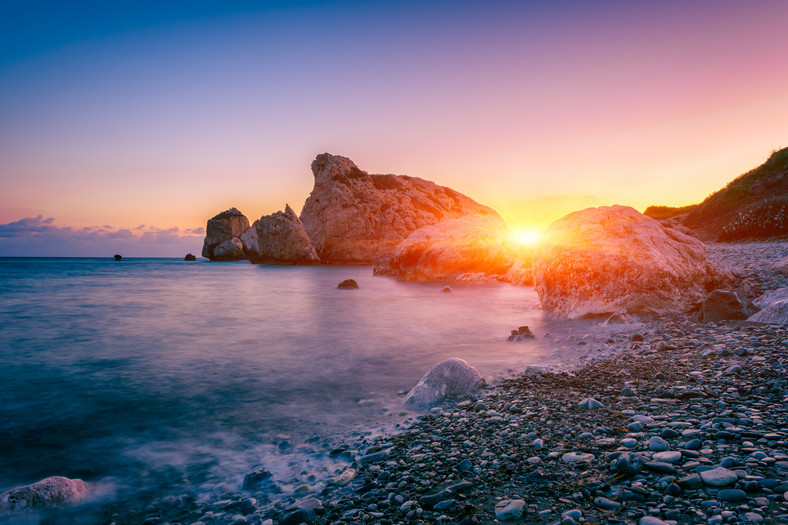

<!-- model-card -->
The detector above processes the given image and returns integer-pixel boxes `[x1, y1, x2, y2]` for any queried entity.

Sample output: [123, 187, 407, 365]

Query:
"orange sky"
[1, 1, 787, 254]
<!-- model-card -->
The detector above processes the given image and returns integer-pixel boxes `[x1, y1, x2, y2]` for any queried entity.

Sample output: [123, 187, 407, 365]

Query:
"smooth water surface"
[0, 258, 603, 510]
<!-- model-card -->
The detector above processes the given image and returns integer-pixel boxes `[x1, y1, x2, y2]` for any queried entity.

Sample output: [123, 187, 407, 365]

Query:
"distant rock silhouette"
[184, 253, 197, 261]
[114, 254, 122, 261]
[202, 208, 250, 261]
[337, 279, 359, 289]
[508, 325, 536, 341]
[240, 205, 320, 264]
[300, 153, 498, 264]
[533, 205, 730, 319]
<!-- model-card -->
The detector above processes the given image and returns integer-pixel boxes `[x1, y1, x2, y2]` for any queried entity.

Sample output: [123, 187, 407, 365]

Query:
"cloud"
[0, 216, 205, 257]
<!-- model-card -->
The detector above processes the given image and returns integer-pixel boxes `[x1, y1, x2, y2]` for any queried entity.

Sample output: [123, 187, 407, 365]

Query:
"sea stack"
[299, 153, 499, 264]
[201, 208, 250, 261]
[240, 205, 320, 264]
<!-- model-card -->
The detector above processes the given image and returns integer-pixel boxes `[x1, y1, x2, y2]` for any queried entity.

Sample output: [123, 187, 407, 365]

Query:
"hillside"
[645, 147, 788, 241]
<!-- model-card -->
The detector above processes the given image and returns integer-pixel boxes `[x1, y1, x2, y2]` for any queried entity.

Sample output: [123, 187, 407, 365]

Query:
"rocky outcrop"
[754, 287, 788, 309]
[300, 153, 499, 264]
[403, 358, 485, 409]
[202, 208, 250, 261]
[533, 205, 726, 319]
[239, 205, 319, 264]
[373, 214, 523, 282]
[0, 476, 89, 511]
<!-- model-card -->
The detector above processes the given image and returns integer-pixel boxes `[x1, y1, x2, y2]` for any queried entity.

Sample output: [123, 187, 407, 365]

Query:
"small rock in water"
[440, 286, 453, 293]
[0, 476, 89, 511]
[494, 499, 525, 521]
[242, 467, 273, 490]
[403, 357, 485, 409]
[337, 279, 359, 289]
[508, 325, 536, 341]
[334, 469, 355, 486]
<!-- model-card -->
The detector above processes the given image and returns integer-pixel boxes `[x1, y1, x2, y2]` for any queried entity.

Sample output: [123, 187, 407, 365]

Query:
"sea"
[0, 257, 623, 520]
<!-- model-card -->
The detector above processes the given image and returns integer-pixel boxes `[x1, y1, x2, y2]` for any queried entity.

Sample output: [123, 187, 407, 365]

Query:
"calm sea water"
[0, 257, 613, 516]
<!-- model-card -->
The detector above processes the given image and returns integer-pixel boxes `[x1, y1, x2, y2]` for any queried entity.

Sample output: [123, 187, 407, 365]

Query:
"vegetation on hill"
[647, 147, 788, 241]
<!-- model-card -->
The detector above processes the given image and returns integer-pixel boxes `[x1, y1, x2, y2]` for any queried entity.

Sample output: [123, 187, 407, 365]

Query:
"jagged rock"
[754, 287, 788, 309]
[202, 208, 250, 261]
[113, 254, 122, 261]
[337, 279, 359, 289]
[213, 238, 245, 260]
[184, 253, 197, 261]
[0, 476, 89, 511]
[403, 358, 485, 409]
[373, 214, 522, 282]
[508, 326, 536, 341]
[533, 205, 727, 319]
[240, 205, 319, 264]
[748, 300, 788, 325]
[702, 289, 753, 322]
[300, 153, 498, 264]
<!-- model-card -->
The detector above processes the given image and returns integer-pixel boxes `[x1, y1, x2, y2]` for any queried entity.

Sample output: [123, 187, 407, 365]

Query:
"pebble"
[700, 467, 739, 487]
[494, 499, 525, 520]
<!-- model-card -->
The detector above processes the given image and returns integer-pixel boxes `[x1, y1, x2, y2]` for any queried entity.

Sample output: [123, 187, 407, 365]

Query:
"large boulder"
[533, 205, 726, 319]
[754, 287, 788, 309]
[373, 214, 525, 282]
[240, 205, 320, 264]
[300, 153, 499, 264]
[403, 358, 485, 409]
[748, 300, 788, 325]
[202, 208, 250, 261]
[0, 476, 89, 511]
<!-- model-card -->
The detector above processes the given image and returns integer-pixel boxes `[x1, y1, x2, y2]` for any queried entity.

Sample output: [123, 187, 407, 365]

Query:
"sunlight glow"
[508, 229, 541, 246]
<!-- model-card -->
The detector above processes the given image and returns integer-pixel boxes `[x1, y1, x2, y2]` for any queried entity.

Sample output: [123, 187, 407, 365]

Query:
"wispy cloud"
[0, 216, 205, 257]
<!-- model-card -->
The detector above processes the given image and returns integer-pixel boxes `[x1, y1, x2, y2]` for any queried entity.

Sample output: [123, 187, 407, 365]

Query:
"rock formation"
[239, 205, 319, 264]
[754, 287, 788, 309]
[337, 279, 359, 289]
[202, 208, 250, 261]
[373, 214, 522, 282]
[0, 476, 89, 511]
[403, 358, 485, 409]
[533, 205, 726, 319]
[300, 153, 499, 264]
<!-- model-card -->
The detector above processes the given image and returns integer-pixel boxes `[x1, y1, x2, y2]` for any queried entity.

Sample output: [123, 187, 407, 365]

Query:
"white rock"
[373, 214, 528, 284]
[700, 467, 738, 487]
[0, 476, 89, 511]
[300, 153, 497, 263]
[561, 452, 595, 463]
[403, 358, 485, 409]
[747, 300, 788, 325]
[578, 397, 603, 409]
[753, 287, 788, 309]
[334, 469, 355, 487]
[240, 204, 320, 264]
[533, 205, 727, 318]
[494, 499, 525, 521]
[639, 517, 670, 525]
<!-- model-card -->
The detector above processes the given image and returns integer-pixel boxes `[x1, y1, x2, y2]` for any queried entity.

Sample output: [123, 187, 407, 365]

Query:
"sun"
[509, 229, 541, 247]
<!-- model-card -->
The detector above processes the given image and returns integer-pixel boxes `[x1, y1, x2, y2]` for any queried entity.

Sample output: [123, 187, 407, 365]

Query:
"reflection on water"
[0, 258, 616, 509]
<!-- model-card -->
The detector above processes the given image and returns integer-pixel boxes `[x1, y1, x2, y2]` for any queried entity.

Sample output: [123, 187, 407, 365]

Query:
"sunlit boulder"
[201, 207, 250, 261]
[373, 214, 524, 283]
[403, 358, 485, 409]
[533, 205, 727, 318]
[748, 300, 788, 325]
[240, 204, 320, 264]
[0, 476, 89, 511]
[299, 153, 498, 263]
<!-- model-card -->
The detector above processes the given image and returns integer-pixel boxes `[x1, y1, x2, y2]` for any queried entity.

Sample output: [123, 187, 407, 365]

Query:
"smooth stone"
[593, 497, 621, 510]
[649, 436, 670, 451]
[700, 467, 739, 487]
[561, 452, 595, 464]
[578, 397, 603, 409]
[653, 451, 682, 463]
[494, 499, 525, 521]
[717, 489, 747, 502]
[639, 517, 670, 525]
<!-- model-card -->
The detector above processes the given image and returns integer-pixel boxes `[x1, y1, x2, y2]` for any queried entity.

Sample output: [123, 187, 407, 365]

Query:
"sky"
[1, 0, 787, 256]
